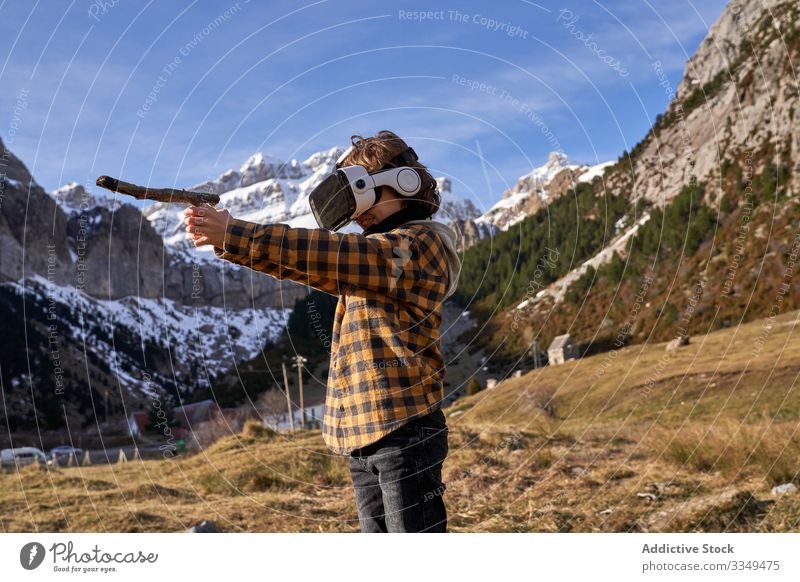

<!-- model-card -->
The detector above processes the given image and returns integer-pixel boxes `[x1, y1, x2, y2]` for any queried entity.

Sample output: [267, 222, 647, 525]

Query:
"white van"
[0, 447, 48, 468]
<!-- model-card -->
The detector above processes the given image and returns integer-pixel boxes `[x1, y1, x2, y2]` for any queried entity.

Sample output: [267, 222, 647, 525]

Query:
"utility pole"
[281, 362, 294, 431]
[104, 389, 109, 423]
[531, 341, 543, 369]
[292, 354, 308, 429]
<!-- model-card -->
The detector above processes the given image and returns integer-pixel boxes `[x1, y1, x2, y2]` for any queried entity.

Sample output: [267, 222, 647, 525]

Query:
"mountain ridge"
[459, 0, 800, 368]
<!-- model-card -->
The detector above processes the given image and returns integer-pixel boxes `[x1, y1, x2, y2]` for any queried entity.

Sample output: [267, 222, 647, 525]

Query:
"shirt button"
[339, 405, 345, 414]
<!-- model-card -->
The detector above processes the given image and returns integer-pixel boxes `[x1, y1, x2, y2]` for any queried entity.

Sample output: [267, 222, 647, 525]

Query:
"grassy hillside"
[474, 176, 799, 370]
[1, 309, 798, 533]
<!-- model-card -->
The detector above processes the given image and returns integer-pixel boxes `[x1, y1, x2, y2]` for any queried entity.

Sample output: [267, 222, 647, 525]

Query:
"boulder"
[771, 483, 798, 496]
[666, 335, 690, 352]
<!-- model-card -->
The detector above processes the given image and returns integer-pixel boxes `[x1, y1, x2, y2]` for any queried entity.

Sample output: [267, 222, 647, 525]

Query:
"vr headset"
[309, 144, 422, 231]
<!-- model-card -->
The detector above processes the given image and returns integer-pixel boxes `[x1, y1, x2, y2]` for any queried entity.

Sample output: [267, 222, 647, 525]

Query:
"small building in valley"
[547, 334, 578, 365]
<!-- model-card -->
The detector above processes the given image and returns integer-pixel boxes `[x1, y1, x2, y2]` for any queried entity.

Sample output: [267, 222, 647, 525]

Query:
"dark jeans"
[348, 407, 449, 532]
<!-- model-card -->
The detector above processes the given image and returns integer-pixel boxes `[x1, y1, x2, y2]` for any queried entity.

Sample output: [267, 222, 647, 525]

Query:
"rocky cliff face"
[47, 180, 302, 309]
[435, 177, 482, 222]
[2, 143, 482, 309]
[606, 0, 799, 205]
[449, 217, 498, 252]
[63, 205, 166, 298]
[0, 143, 482, 302]
[473, 0, 800, 358]
[0, 138, 72, 285]
[0, 138, 296, 425]
[519, 0, 800, 313]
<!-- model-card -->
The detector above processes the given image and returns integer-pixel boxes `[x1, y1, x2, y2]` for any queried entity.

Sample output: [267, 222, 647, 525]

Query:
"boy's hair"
[339, 130, 440, 217]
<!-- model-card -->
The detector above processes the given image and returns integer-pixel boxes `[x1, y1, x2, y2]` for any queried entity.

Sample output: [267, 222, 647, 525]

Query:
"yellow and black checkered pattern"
[214, 217, 450, 455]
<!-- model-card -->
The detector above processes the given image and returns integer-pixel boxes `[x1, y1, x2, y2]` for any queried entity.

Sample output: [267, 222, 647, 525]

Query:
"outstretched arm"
[183, 205, 447, 301]
[183, 205, 341, 295]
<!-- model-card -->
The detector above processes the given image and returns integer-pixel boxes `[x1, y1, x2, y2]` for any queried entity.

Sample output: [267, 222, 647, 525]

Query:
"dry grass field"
[2, 309, 798, 533]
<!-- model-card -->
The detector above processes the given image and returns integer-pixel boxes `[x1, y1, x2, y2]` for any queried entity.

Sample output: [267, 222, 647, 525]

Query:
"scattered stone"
[187, 520, 220, 533]
[771, 483, 798, 496]
[666, 335, 690, 352]
[647, 481, 685, 497]
[569, 466, 589, 478]
[637, 481, 686, 502]
[639, 489, 772, 532]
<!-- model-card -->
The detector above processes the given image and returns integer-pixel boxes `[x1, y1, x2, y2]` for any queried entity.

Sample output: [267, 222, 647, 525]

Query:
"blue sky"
[0, 0, 728, 213]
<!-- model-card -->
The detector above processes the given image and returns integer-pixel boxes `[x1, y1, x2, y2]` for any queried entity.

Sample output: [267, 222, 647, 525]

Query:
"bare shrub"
[256, 389, 288, 430]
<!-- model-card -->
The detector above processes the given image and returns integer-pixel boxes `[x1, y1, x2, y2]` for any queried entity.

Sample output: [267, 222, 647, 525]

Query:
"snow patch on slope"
[10, 276, 290, 398]
[578, 161, 615, 183]
[474, 152, 614, 233]
[532, 212, 652, 306]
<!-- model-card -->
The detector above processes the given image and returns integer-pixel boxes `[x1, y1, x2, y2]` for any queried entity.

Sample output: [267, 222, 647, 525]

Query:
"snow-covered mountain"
[143, 146, 481, 261]
[444, 152, 613, 250]
[474, 152, 614, 233]
[143, 147, 344, 261]
[51, 182, 120, 214]
[436, 177, 482, 221]
[0, 139, 483, 426]
[4, 276, 290, 401]
[0, 137, 305, 428]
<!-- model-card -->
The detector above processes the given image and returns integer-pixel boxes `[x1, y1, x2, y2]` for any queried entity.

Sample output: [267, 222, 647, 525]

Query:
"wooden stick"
[95, 175, 220, 206]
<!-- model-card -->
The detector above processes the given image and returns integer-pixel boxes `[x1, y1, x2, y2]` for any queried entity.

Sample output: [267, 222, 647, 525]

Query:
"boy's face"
[355, 188, 406, 231]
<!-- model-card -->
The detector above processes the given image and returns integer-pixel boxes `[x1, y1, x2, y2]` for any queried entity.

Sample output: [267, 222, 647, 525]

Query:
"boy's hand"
[183, 204, 231, 248]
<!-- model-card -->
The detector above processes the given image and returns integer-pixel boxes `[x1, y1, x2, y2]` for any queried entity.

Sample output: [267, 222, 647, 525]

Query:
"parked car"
[49, 446, 83, 463]
[0, 447, 49, 468]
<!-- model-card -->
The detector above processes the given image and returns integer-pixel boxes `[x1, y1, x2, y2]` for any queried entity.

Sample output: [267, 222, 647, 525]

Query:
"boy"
[184, 130, 461, 532]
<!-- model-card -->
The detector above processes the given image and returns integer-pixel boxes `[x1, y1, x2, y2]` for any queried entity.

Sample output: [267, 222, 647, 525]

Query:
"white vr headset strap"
[339, 165, 422, 218]
[335, 145, 353, 168]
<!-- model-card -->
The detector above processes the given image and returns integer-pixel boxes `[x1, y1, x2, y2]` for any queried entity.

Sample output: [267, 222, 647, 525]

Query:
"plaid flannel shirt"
[214, 217, 450, 455]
